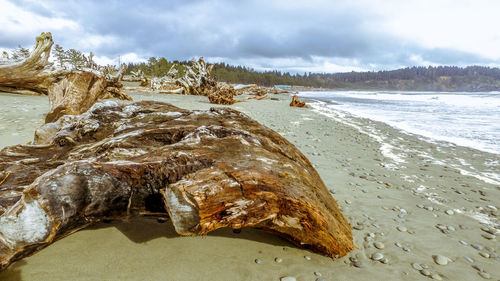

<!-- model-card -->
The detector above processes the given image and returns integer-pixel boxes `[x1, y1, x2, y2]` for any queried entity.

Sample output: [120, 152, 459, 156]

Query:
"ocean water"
[298, 91, 500, 155]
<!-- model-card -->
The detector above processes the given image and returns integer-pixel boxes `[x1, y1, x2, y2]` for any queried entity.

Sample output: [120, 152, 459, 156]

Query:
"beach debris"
[289, 94, 308, 108]
[0, 32, 131, 122]
[0, 100, 353, 270]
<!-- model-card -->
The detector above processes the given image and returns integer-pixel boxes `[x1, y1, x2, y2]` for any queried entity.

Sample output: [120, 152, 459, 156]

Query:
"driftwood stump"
[46, 65, 132, 123]
[207, 84, 237, 105]
[290, 94, 308, 108]
[0, 101, 353, 270]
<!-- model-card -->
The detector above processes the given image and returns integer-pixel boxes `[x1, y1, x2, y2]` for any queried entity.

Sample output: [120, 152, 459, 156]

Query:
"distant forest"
[127, 59, 500, 91]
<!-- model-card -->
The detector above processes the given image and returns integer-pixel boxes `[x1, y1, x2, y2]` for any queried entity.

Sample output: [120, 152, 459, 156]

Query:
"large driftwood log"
[0, 101, 353, 270]
[0, 32, 66, 95]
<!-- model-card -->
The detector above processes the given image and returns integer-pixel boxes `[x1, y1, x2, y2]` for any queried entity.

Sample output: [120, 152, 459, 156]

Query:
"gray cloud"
[2, 0, 498, 72]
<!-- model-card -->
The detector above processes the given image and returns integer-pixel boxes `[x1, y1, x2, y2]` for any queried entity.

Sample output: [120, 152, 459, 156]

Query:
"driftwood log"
[0, 32, 132, 122]
[0, 100, 353, 270]
[290, 94, 308, 108]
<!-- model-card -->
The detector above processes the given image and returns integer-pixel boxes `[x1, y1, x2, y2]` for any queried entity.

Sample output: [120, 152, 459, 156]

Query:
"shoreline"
[0, 91, 499, 280]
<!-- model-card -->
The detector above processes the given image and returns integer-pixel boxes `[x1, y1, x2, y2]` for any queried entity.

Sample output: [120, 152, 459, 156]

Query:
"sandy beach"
[0, 90, 499, 281]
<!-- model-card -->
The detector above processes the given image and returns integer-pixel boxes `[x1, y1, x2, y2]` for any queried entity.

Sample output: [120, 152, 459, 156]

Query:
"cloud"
[1, 0, 499, 72]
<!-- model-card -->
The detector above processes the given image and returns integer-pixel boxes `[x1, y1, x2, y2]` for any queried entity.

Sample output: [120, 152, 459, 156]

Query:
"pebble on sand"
[397, 226, 408, 232]
[255, 259, 262, 264]
[445, 210, 454, 215]
[353, 261, 365, 268]
[482, 233, 496, 240]
[412, 263, 423, 270]
[464, 256, 474, 263]
[274, 257, 283, 263]
[433, 255, 449, 265]
[420, 269, 431, 276]
[371, 252, 384, 261]
[479, 252, 490, 258]
[280, 277, 297, 281]
[304, 255, 312, 260]
[374, 242, 385, 249]
[471, 244, 484, 250]
[478, 271, 491, 279]
[431, 273, 443, 280]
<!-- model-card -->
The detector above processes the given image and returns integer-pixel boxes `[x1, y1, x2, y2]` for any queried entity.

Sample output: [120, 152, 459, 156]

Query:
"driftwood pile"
[0, 100, 354, 270]
[0, 32, 132, 122]
[149, 58, 238, 104]
[125, 69, 149, 87]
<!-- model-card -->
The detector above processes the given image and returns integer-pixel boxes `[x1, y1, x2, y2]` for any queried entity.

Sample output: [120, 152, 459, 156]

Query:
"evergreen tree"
[53, 44, 66, 68]
[65, 49, 86, 69]
[11, 45, 30, 61]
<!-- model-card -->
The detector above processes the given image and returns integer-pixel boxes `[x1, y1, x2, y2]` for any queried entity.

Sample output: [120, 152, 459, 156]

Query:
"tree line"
[127, 58, 500, 91]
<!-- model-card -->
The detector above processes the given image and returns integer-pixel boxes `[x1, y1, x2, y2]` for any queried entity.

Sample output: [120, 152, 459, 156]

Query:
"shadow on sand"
[0, 216, 297, 280]
[89, 216, 295, 248]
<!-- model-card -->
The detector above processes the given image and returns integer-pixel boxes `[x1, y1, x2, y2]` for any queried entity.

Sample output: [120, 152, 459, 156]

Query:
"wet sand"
[0, 91, 499, 280]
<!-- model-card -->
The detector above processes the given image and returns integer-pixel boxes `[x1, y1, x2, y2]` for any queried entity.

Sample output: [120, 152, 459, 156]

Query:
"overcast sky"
[1, 0, 499, 73]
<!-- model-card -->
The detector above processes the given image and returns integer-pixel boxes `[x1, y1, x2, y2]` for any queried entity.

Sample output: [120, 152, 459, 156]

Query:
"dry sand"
[0, 90, 499, 281]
